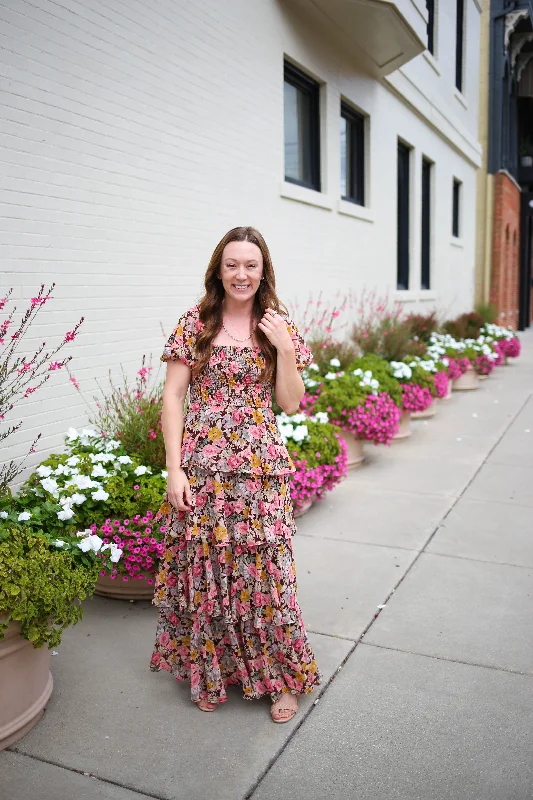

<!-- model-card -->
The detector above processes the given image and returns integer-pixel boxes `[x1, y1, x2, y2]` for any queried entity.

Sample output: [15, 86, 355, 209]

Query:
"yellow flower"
[229, 432, 239, 441]
[244, 686, 253, 696]
[229, 376, 236, 389]
[159, 501, 171, 515]
[240, 589, 250, 602]
[190, 649, 198, 660]
[205, 640, 215, 654]
[264, 463, 272, 473]
[200, 514, 209, 524]
[308, 661, 317, 674]
[251, 454, 261, 469]
[254, 397, 263, 407]
[194, 591, 201, 605]
[214, 479, 222, 494]
[189, 475, 197, 486]
[175, 323, 184, 336]
[215, 524, 227, 542]
[202, 541, 209, 557]
[208, 427, 223, 442]
[243, 507, 250, 519]
[296, 672, 306, 683]
[252, 409, 264, 424]
[191, 522, 200, 538]
[268, 423, 277, 434]
[183, 636, 191, 647]
[265, 605, 273, 621]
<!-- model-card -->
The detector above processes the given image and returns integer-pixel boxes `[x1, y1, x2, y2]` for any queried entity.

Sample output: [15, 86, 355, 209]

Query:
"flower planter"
[452, 367, 479, 391]
[478, 374, 488, 381]
[439, 382, 453, 401]
[294, 499, 313, 518]
[411, 401, 437, 420]
[392, 411, 411, 441]
[332, 427, 365, 469]
[0, 621, 53, 751]
[95, 571, 154, 600]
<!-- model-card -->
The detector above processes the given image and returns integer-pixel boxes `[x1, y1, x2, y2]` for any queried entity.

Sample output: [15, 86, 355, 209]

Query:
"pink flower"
[48, 361, 63, 371]
[64, 330, 77, 342]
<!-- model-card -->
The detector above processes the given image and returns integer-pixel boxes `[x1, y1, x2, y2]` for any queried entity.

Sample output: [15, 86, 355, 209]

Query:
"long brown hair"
[194, 226, 287, 383]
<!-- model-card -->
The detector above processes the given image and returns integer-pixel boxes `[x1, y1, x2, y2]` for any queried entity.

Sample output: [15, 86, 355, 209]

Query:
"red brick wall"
[491, 171, 520, 329]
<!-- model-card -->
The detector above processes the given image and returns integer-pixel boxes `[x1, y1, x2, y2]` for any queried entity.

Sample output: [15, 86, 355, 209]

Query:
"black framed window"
[284, 61, 320, 191]
[340, 103, 365, 206]
[421, 158, 432, 290]
[455, 0, 464, 92]
[397, 142, 411, 291]
[452, 178, 461, 237]
[426, 0, 435, 55]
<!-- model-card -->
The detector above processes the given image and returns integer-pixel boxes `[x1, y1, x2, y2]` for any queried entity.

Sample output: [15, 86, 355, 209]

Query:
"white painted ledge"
[337, 199, 375, 222]
[280, 181, 333, 211]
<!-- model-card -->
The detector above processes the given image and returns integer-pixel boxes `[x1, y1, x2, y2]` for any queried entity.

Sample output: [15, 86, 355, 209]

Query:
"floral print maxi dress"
[150, 306, 322, 705]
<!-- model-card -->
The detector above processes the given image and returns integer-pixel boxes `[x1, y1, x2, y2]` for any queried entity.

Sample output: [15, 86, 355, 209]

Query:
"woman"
[150, 226, 321, 723]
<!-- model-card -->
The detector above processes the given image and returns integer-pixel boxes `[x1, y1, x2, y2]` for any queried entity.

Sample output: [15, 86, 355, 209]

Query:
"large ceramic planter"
[452, 367, 479, 391]
[392, 411, 411, 441]
[332, 427, 365, 469]
[439, 382, 453, 401]
[411, 401, 437, 420]
[95, 571, 154, 600]
[0, 621, 53, 751]
[294, 498, 313, 518]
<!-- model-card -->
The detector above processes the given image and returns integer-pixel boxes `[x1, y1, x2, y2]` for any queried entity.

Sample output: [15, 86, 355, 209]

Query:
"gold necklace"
[221, 319, 254, 343]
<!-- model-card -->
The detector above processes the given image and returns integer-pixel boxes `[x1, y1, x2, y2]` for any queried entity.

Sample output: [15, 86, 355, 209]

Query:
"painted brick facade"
[0, 0, 482, 483]
[491, 171, 521, 329]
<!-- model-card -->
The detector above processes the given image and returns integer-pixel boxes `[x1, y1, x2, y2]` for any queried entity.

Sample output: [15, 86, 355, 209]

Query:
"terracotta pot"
[392, 411, 411, 440]
[411, 401, 437, 420]
[332, 427, 365, 469]
[294, 498, 313, 518]
[0, 621, 53, 751]
[452, 367, 479, 391]
[95, 571, 155, 600]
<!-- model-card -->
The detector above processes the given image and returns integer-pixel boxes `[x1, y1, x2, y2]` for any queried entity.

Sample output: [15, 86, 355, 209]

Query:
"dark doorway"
[519, 192, 533, 330]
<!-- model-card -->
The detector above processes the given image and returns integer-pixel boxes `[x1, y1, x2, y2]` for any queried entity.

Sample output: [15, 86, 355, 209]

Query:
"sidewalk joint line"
[5, 748, 169, 800]
[361, 642, 533, 677]
[421, 549, 533, 570]
[296, 531, 420, 553]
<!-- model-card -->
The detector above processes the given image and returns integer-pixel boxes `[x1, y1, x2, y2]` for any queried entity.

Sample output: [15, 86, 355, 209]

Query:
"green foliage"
[474, 301, 498, 325]
[88, 359, 166, 471]
[0, 525, 99, 648]
[307, 338, 358, 373]
[286, 419, 343, 469]
[352, 317, 421, 362]
[311, 374, 368, 421]
[405, 311, 440, 343]
[408, 362, 436, 394]
[443, 312, 485, 340]
[348, 354, 403, 407]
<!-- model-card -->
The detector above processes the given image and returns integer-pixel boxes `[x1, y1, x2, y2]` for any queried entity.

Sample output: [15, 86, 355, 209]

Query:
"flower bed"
[277, 412, 348, 514]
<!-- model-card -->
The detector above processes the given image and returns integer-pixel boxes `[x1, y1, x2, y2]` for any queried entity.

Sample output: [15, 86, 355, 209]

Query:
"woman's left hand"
[257, 309, 294, 353]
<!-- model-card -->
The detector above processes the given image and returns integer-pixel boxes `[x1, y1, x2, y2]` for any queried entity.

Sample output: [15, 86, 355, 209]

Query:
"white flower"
[352, 368, 363, 377]
[313, 412, 329, 424]
[81, 428, 98, 439]
[54, 464, 71, 477]
[324, 372, 337, 380]
[57, 506, 75, 521]
[161, 470, 168, 478]
[18, 511, 32, 521]
[292, 424, 308, 443]
[91, 464, 108, 478]
[51, 539, 66, 548]
[117, 455, 132, 465]
[40, 477, 59, 495]
[71, 474, 98, 491]
[91, 488, 110, 502]
[101, 542, 123, 563]
[0, 511, 8, 519]
[66, 427, 79, 441]
[76, 528, 93, 537]
[134, 465, 151, 476]
[303, 378, 318, 389]
[70, 493, 87, 505]
[36, 465, 53, 478]
[105, 440, 121, 452]
[77, 534, 103, 553]
[390, 361, 412, 380]
[66, 456, 80, 467]
[329, 357, 341, 368]
[308, 363, 320, 372]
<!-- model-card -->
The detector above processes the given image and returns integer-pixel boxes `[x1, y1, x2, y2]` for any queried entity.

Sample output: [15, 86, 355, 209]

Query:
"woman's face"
[219, 241, 264, 304]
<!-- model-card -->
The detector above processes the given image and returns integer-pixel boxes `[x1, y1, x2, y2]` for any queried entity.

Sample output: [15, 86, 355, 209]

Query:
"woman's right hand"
[166, 467, 192, 512]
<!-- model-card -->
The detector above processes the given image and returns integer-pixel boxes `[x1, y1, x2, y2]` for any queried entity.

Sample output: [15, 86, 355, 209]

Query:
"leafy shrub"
[475, 302, 498, 325]
[405, 311, 439, 343]
[0, 525, 99, 647]
[443, 312, 485, 340]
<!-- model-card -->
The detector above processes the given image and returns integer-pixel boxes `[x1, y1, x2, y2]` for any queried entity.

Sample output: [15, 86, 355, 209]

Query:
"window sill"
[280, 181, 333, 211]
[395, 290, 418, 302]
[451, 236, 464, 248]
[423, 50, 441, 76]
[337, 199, 374, 222]
[419, 290, 437, 301]
[454, 88, 468, 109]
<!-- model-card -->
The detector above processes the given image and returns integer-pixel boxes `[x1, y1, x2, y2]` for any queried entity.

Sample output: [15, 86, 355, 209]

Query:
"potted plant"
[481, 323, 521, 364]
[403, 356, 450, 417]
[276, 412, 348, 515]
[427, 333, 479, 391]
[0, 523, 101, 749]
[303, 357, 401, 457]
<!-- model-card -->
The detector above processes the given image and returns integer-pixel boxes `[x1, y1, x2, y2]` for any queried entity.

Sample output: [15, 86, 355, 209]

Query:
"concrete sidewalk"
[2, 334, 533, 800]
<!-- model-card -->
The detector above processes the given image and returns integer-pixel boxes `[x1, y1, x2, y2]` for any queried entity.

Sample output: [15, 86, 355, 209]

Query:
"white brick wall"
[0, 0, 482, 483]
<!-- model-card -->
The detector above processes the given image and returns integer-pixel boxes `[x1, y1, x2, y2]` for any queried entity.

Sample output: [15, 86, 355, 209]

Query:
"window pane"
[284, 81, 300, 182]
[340, 116, 347, 198]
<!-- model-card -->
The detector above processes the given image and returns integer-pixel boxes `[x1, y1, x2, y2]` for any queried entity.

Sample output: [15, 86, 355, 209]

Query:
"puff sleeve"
[160, 307, 199, 368]
[286, 319, 314, 372]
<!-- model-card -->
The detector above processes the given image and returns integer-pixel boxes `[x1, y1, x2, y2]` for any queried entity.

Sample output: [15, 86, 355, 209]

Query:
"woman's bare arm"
[161, 359, 192, 510]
